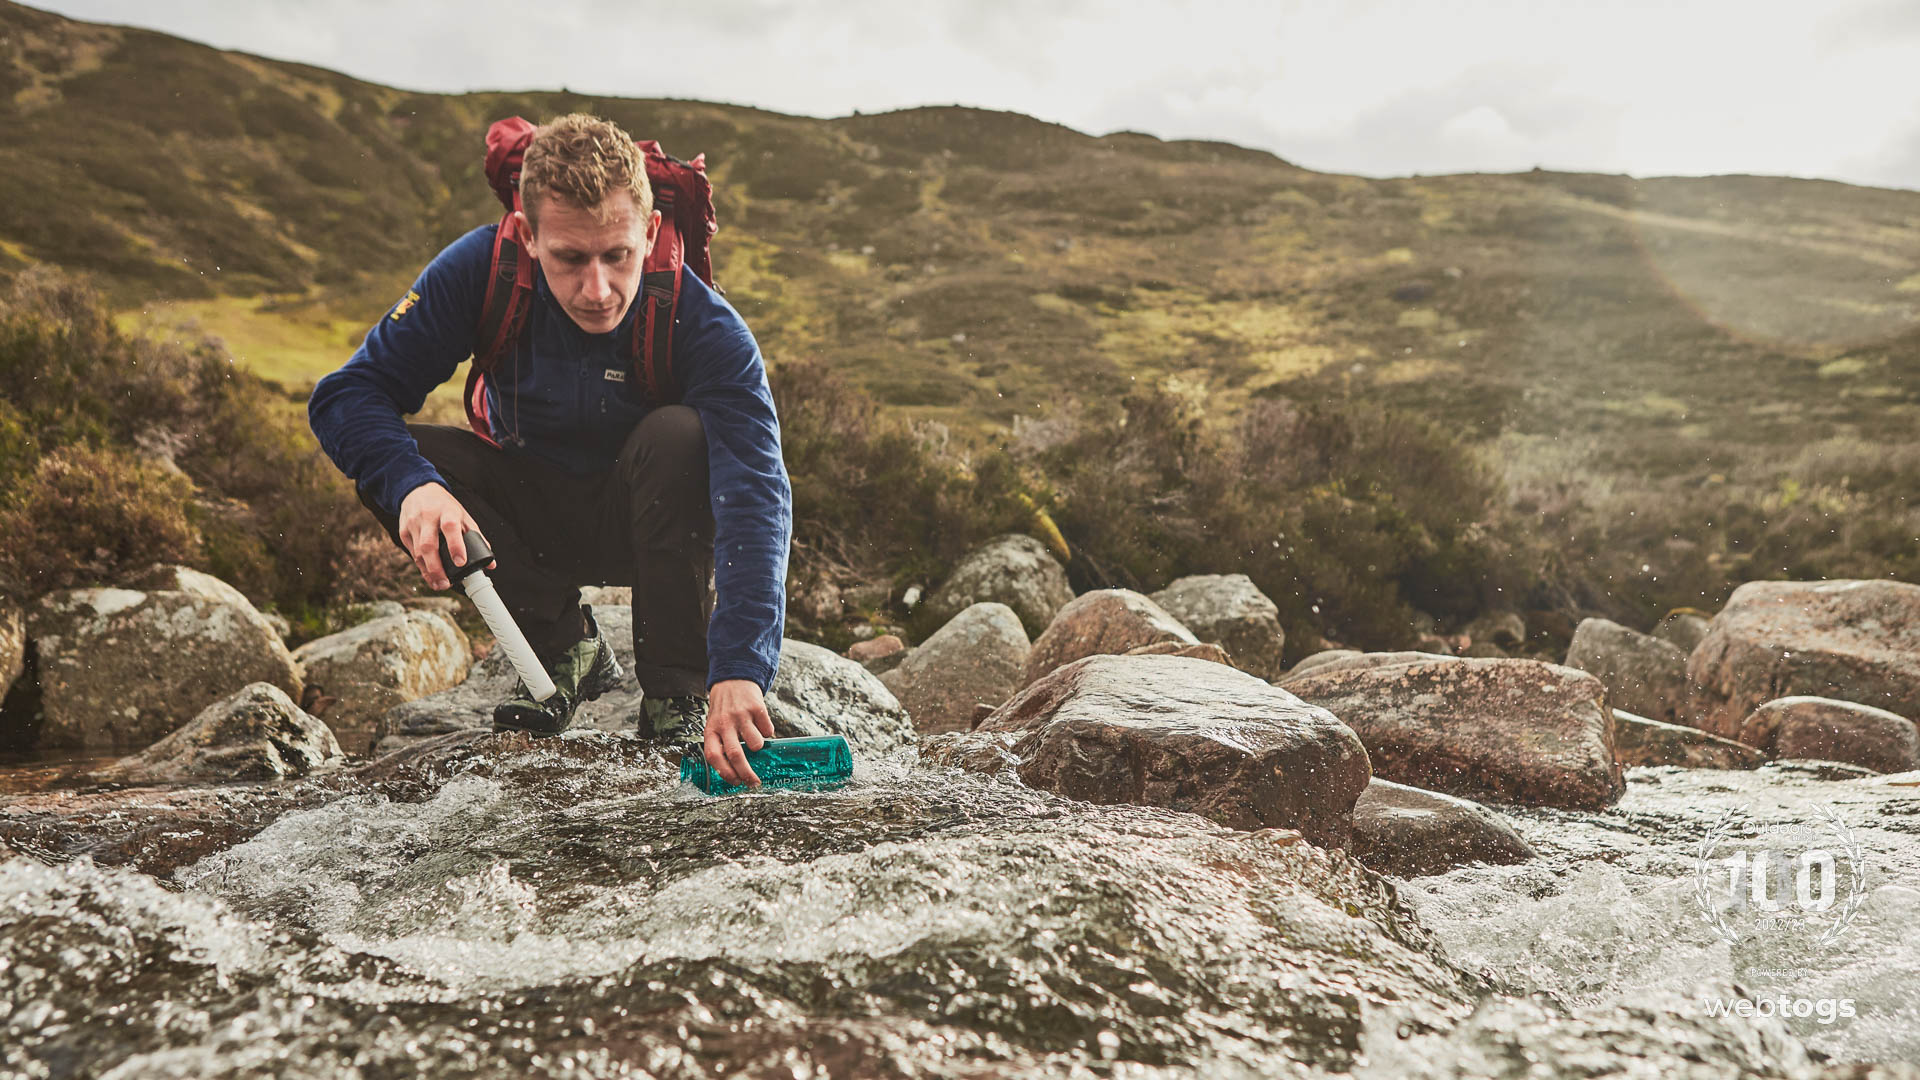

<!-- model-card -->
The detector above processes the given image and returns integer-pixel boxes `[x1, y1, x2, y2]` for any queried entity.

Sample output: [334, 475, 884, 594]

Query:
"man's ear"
[643, 209, 662, 255]
[511, 209, 535, 251]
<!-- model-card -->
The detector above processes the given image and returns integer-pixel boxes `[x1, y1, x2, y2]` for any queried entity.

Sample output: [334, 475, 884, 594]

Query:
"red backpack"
[463, 116, 719, 446]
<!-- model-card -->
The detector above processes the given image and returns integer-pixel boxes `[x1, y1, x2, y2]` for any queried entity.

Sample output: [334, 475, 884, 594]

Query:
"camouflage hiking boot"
[492, 606, 624, 737]
[640, 695, 709, 754]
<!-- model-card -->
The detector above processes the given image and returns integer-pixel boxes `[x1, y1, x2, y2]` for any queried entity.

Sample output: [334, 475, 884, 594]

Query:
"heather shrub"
[0, 267, 368, 614]
[0, 444, 200, 594]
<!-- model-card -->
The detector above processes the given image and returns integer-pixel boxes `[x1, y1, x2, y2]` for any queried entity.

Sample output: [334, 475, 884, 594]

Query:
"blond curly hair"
[519, 113, 654, 231]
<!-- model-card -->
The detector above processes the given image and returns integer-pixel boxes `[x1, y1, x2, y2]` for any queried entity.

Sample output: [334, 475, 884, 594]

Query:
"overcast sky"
[30, 0, 1920, 190]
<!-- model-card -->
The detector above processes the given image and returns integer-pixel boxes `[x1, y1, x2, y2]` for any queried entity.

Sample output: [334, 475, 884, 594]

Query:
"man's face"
[515, 189, 660, 335]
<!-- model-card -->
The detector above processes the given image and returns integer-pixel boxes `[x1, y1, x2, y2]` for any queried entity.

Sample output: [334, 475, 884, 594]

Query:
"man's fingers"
[410, 532, 445, 588]
[439, 517, 467, 570]
[720, 724, 759, 787]
[750, 705, 774, 741]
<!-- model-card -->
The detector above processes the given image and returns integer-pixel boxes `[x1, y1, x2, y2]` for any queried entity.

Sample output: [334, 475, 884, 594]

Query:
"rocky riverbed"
[4, 551, 1919, 1077]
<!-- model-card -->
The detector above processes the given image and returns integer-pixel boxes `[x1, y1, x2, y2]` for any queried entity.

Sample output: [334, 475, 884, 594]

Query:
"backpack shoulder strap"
[626, 142, 719, 405]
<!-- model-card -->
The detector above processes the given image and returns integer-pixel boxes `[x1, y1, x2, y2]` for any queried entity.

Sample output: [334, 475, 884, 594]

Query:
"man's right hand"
[398, 483, 481, 590]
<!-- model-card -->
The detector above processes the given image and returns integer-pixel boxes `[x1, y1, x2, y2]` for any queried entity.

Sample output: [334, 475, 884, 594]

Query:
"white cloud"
[24, 0, 1920, 189]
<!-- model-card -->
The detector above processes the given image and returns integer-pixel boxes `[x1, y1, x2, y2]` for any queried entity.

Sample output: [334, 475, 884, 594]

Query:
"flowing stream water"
[2, 735, 1916, 1079]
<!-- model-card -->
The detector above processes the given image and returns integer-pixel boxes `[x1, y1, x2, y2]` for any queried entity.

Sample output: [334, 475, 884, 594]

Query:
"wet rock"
[401, 595, 465, 619]
[880, 603, 1027, 735]
[1563, 617, 1691, 724]
[1282, 655, 1625, 810]
[0, 599, 21, 704]
[1612, 708, 1765, 769]
[1737, 695, 1920, 774]
[1652, 607, 1713, 653]
[976, 653, 1370, 846]
[261, 610, 291, 643]
[1349, 778, 1536, 877]
[925, 533, 1074, 637]
[1688, 579, 1920, 739]
[1415, 634, 1459, 656]
[1124, 640, 1234, 666]
[1023, 588, 1197, 687]
[918, 728, 1026, 773]
[767, 639, 916, 756]
[291, 609, 472, 755]
[1277, 650, 1454, 685]
[1148, 574, 1286, 681]
[89, 683, 341, 785]
[27, 566, 303, 752]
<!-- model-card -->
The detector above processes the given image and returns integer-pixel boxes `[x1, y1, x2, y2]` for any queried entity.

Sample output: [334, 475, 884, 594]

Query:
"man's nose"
[583, 261, 611, 301]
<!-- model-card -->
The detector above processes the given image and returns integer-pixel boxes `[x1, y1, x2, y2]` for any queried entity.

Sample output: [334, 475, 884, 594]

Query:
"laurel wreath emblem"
[1691, 801, 1867, 947]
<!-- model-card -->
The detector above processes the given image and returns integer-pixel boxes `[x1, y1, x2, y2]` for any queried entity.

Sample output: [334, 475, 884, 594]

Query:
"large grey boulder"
[766, 639, 916, 756]
[1563, 617, 1691, 724]
[1688, 579, 1920, 739]
[1611, 709, 1765, 769]
[925, 534, 1074, 638]
[1282, 655, 1625, 811]
[1149, 574, 1286, 681]
[89, 683, 341, 784]
[969, 653, 1371, 848]
[1348, 778, 1536, 878]
[1023, 588, 1197, 687]
[1736, 695, 1920, 775]
[880, 602, 1028, 735]
[27, 566, 303, 751]
[292, 609, 472, 755]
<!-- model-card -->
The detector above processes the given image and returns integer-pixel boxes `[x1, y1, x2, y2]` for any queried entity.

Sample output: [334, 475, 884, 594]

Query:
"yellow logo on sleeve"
[389, 289, 421, 321]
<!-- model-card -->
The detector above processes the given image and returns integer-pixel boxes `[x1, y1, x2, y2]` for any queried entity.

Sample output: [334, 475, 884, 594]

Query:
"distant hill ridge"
[3, 0, 1918, 468]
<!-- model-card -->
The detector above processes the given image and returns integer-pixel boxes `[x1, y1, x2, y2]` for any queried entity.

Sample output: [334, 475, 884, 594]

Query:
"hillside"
[3, 0, 1917, 640]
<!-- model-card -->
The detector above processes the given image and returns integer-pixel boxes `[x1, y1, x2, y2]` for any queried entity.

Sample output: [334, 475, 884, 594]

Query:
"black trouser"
[359, 407, 715, 698]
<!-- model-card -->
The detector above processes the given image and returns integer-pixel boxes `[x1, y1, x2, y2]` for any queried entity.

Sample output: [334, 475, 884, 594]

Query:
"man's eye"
[606, 249, 631, 264]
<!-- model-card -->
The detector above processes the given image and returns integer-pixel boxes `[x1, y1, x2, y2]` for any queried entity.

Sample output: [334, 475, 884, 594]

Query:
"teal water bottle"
[680, 734, 855, 796]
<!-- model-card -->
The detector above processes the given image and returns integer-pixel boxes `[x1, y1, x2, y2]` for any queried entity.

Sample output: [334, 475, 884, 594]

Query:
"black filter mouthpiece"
[438, 528, 496, 583]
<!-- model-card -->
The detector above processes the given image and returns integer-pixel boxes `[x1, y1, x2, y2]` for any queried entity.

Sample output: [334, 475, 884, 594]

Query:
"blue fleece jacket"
[307, 224, 791, 692]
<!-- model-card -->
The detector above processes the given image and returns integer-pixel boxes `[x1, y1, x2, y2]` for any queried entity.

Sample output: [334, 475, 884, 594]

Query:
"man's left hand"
[706, 679, 775, 787]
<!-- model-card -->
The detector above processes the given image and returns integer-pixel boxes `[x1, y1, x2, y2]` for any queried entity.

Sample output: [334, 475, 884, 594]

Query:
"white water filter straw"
[441, 529, 557, 702]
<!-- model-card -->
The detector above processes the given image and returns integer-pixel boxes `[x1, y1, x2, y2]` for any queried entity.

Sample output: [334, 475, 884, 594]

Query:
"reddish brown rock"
[847, 635, 906, 663]
[977, 653, 1370, 847]
[1022, 589, 1197, 687]
[1349, 778, 1537, 878]
[1688, 579, 1920, 739]
[1281, 656, 1625, 810]
[1737, 696, 1920, 775]
[1611, 709, 1765, 769]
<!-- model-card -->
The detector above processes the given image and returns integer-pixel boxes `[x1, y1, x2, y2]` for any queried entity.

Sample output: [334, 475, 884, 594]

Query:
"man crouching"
[308, 113, 790, 788]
